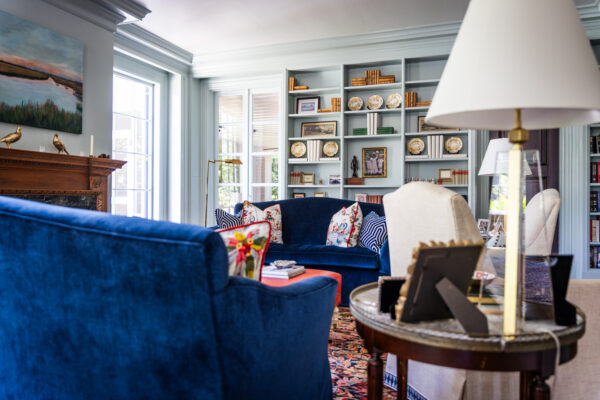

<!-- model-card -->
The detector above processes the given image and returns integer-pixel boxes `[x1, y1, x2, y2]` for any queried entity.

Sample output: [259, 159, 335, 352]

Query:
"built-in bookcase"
[588, 124, 600, 272]
[283, 56, 476, 210]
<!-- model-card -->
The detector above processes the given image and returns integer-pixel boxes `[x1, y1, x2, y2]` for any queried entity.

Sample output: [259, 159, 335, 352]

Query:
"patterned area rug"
[329, 307, 397, 400]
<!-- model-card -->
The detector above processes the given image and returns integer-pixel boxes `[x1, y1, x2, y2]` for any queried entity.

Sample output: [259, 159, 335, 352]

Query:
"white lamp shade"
[478, 138, 532, 176]
[426, 0, 600, 130]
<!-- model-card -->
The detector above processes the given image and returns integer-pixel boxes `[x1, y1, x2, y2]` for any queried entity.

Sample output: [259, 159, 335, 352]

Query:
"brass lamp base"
[504, 109, 528, 337]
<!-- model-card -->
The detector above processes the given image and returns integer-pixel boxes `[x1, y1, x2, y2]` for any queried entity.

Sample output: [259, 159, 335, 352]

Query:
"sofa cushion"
[359, 211, 388, 253]
[326, 202, 363, 248]
[215, 208, 242, 229]
[234, 198, 384, 246]
[265, 243, 379, 270]
[242, 201, 283, 243]
[218, 221, 271, 280]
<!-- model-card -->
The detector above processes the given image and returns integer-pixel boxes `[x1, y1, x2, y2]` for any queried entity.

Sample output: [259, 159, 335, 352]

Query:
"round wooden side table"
[350, 282, 586, 400]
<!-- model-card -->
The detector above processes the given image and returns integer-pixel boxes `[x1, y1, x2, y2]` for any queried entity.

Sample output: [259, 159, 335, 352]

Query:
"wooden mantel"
[0, 148, 125, 212]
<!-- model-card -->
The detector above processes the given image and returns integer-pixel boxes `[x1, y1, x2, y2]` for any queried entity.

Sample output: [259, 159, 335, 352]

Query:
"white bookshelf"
[284, 56, 475, 209]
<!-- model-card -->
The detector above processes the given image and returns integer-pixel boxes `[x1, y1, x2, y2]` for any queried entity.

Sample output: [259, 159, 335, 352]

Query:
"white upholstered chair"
[524, 189, 561, 255]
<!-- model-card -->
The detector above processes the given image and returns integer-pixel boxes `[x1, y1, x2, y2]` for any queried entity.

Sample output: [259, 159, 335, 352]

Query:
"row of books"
[306, 140, 323, 161]
[352, 127, 394, 136]
[318, 97, 341, 113]
[449, 169, 469, 185]
[289, 172, 304, 185]
[356, 194, 384, 204]
[351, 69, 395, 86]
[591, 191, 600, 212]
[288, 77, 307, 91]
[590, 135, 600, 154]
[404, 93, 431, 108]
[366, 113, 380, 135]
[591, 247, 600, 269]
[591, 162, 600, 182]
[591, 219, 600, 242]
[405, 135, 465, 159]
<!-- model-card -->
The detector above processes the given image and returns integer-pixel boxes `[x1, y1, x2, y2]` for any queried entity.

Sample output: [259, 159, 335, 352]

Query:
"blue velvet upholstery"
[0, 196, 337, 400]
[234, 198, 391, 304]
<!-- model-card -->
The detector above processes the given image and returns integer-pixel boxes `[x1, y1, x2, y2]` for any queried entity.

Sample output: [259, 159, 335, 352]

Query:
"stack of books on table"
[262, 264, 306, 279]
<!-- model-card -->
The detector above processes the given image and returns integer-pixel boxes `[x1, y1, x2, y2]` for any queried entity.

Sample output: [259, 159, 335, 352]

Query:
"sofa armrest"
[213, 276, 337, 400]
[379, 238, 391, 276]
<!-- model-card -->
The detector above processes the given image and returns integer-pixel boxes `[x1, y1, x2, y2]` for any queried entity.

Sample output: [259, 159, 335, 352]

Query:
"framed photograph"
[477, 218, 490, 234]
[296, 97, 320, 114]
[355, 193, 368, 202]
[293, 193, 306, 198]
[314, 192, 326, 197]
[362, 147, 387, 178]
[438, 168, 453, 182]
[301, 121, 337, 138]
[301, 173, 315, 184]
[418, 116, 456, 133]
[329, 174, 341, 185]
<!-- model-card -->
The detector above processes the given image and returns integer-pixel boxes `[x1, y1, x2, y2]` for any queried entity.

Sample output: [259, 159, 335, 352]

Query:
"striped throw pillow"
[215, 208, 243, 229]
[358, 211, 387, 253]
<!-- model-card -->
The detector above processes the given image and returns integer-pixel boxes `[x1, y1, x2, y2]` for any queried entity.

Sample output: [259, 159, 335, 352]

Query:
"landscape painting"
[0, 10, 83, 134]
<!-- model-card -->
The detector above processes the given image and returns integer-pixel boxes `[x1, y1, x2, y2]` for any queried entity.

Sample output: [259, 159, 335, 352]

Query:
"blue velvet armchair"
[0, 196, 337, 400]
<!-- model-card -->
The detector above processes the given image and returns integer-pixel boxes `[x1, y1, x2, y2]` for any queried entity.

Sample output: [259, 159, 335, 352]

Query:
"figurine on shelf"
[0, 126, 22, 149]
[53, 133, 69, 155]
[351, 155, 359, 178]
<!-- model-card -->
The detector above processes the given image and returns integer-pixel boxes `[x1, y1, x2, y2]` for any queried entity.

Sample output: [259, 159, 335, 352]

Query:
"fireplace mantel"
[0, 148, 125, 212]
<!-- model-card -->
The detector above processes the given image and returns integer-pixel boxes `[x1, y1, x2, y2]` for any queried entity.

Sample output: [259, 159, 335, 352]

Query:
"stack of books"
[350, 70, 395, 86]
[367, 113, 380, 135]
[289, 171, 303, 184]
[306, 140, 323, 162]
[288, 77, 308, 91]
[262, 264, 306, 279]
[591, 191, 599, 212]
[590, 246, 600, 268]
[451, 169, 469, 184]
[405, 92, 418, 107]
[352, 127, 394, 136]
[591, 162, 600, 182]
[318, 97, 341, 113]
[590, 135, 600, 154]
[365, 194, 384, 204]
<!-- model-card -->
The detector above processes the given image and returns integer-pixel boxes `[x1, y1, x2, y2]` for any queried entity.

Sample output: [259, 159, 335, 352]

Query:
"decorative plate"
[445, 137, 463, 154]
[407, 138, 425, 155]
[290, 142, 307, 158]
[348, 96, 363, 111]
[323, 140, 339, 157]
[367, 95, 384, 110]
[385, 93, 402, 109]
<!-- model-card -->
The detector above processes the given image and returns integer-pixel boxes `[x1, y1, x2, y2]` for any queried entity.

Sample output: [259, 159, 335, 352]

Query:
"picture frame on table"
[296, 97, 320, 114]
[301, 121, 337, 138]
[293, 193, 306, 198]
[438, 168, 453, 182]
[301, 173, 315, 184]
[418, 116, 456, 133]
[477, 218, 490, 234]
[313, 192, 326, 198]
[362, 147, 387, 178]
[329, 174, 341, 185]
[355, 193, 368, 202]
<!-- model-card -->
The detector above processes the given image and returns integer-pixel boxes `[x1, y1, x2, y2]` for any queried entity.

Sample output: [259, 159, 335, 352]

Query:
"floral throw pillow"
[326, 202, 363, 248]
[218, 221, 271, 281]
[242, 201, 283, 244]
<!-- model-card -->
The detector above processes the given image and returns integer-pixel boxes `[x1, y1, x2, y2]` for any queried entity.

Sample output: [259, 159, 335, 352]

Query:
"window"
[216, 89, 280, 213]
[112, 73, 155, 218]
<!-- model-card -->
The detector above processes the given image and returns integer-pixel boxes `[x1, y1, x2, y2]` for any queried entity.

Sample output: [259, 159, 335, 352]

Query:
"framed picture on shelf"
[301, 121, 337, 138]
[418, 116, 456, 133]
[301, 173, 315, 184]
[293, 193, 306, 198]
[438, 168, 453, 182]
[329, 174, 341, 185]
[314, 192, 326, 197]
[296, 97, 320, 114]
[362, 147, 387, 178]
[477, 218, 490, 234]
[355, 193, 368, 202]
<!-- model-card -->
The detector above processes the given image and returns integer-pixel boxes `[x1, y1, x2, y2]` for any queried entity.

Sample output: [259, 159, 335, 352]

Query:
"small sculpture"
[351, 155, 360, 178]
[0, 126, 22, 149]
[53, 134, 69, 155]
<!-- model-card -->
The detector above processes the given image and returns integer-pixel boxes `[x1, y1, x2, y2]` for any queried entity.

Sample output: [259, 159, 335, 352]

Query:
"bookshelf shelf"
[285, 55, 474, 208]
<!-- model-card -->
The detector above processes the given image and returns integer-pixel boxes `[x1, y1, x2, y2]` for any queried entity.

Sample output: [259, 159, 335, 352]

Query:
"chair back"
[524, 188, 560, 255]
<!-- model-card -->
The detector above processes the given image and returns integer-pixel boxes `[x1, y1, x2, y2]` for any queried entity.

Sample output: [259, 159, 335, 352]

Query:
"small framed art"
[314, 192, 326, 197]
[301, 173, 315, 184]
[293, 193, 306, 198]
[301, 121, 337, 138]
[329, 174, 341, 185]
[418, 116, 456, 133]
[362, 147, 387, 178]
[438, 168, 453, 182]
[355, 193, 368, 202]
[296, 97, 320, 114]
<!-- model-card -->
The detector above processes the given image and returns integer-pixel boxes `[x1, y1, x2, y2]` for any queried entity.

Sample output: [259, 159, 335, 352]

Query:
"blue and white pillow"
[215, 208, 243, 229]
[358, 211, 388, 253]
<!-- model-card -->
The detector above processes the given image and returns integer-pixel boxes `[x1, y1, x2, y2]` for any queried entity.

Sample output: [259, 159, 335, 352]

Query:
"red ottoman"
[261, 268, 342, 307]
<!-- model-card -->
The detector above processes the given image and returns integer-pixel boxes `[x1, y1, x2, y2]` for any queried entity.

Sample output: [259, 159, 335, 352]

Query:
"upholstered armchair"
[0, 196, 337, 400]
[524, 188, 561, 255]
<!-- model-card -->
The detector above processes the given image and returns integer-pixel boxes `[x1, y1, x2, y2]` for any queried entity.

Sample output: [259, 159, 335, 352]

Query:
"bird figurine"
[0, 126, 22, 149]
[53, 134, 69, 155]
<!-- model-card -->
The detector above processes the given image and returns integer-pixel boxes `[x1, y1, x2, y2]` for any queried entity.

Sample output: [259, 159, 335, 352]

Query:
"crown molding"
[118, 24, 194, 65]
[41, 0, 149, 32]
[192, 3, 600, 78]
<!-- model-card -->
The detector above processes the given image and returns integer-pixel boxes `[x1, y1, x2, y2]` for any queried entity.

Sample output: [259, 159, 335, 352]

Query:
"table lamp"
[426, 0, 600, 337]
[205, 158, 242, 226]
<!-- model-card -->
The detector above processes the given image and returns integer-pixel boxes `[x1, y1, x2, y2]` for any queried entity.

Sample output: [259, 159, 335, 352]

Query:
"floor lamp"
[426, 0, 600, 337]
[205, 159, 242, 226]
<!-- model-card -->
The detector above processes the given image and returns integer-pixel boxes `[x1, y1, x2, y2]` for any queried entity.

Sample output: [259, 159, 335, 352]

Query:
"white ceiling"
[135, 0, 596, 55]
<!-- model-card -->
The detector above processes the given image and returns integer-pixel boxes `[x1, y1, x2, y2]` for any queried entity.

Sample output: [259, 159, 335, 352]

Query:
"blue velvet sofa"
[233, 197, 391, 305]
[0, 196, 337, 400]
